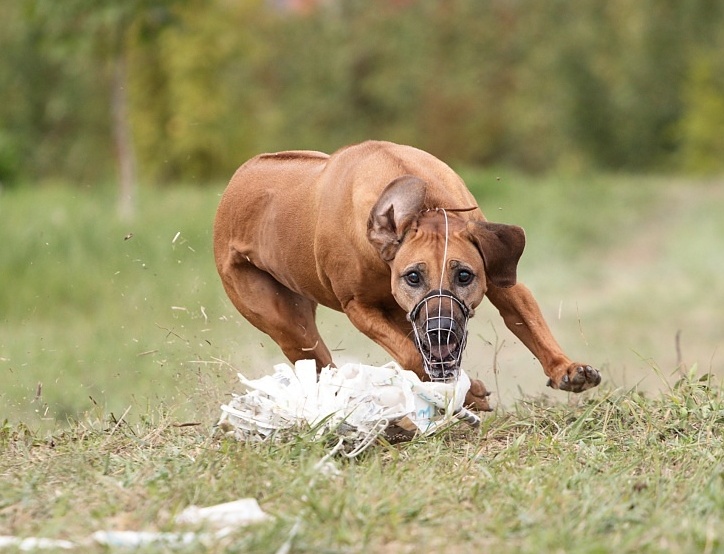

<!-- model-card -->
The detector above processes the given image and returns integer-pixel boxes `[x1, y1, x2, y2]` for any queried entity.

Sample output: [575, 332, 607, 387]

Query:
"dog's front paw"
[464, 378, 493, 412]
[547, 364, 601, 392]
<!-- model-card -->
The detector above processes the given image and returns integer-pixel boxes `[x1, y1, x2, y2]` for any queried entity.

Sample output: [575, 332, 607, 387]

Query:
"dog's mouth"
[409, 290, 470, 382]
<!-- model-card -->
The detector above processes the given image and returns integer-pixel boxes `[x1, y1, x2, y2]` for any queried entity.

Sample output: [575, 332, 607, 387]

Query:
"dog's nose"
[425, 318, 460, 362]
[426, 317, 459, 340]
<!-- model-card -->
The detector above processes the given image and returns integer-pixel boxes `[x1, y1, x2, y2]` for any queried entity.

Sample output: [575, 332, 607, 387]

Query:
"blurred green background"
[1, 0, 723, 429]
[3, 0, 724, 187]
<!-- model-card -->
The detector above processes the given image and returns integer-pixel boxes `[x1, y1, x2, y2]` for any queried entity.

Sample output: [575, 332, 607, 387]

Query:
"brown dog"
[213, 141, 600, 410]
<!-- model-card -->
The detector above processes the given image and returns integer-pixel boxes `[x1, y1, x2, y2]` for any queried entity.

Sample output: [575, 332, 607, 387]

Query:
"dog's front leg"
[343, 300, 492, 411]
[343, 300, 423, 373]
[485, 283, 600, 392]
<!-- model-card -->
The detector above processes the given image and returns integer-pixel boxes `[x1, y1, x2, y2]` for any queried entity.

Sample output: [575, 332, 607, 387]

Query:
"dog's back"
[213, 140, 481, 307]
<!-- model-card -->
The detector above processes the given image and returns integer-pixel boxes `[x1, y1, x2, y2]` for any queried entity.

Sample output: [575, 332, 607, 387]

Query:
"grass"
[1, 182, 243, 429]
[1, 172, 723, 551]
[3, 173, 723, 427]
[1, 371, 723, 552]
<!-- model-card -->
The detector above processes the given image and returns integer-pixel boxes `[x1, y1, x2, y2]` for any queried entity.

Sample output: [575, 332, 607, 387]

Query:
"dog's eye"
[457, 270, 474, 285]
[405, 271, 422, 286]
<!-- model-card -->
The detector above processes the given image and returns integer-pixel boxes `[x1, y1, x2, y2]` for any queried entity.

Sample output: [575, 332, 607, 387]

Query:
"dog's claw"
[554, 364, 601, 393]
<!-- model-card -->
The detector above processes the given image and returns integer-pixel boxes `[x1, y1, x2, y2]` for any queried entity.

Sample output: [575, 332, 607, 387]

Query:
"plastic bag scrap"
[0, 537, 75, 551]
[174, 498, 270, 529]
[217, 359, 480, 453]
[93, 498, 271, 548]
[0, 498, 270, 550]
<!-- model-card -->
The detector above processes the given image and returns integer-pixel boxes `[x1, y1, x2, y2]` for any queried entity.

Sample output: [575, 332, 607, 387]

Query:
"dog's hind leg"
[218, 258, 334, 370]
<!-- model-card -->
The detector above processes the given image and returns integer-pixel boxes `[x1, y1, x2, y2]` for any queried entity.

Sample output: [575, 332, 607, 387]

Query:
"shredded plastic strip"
[218, 360, 481, 453]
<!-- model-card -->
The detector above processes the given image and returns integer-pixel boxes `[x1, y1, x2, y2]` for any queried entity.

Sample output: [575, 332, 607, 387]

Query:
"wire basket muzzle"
[409, 290, 470, 381]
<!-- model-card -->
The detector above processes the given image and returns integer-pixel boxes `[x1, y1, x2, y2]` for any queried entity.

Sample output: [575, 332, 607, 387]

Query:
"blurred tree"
[678, 53, 724, 174]
[129, 0, 268, 184]
[3, 0, 724, 187]
[27, 0, 185, 217]
[676, 1, 724, 174]
[0, 4, 29, 186]
[0, 2, 108, 187]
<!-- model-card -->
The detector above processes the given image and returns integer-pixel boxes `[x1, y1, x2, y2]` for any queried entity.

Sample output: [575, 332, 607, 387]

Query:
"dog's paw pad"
[549, 364, 601, 393]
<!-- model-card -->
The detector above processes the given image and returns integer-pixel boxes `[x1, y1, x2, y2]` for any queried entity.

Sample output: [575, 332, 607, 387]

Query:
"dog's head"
[367, 175, 525, 381]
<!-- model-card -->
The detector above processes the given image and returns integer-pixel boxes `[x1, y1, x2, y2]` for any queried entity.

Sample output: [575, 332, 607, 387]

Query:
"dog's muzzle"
[409, 290, 470, 382]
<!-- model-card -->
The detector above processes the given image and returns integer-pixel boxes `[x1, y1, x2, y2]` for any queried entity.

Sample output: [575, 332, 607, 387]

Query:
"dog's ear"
[367, 175, 427, 261]
[469, 221, 526, 288]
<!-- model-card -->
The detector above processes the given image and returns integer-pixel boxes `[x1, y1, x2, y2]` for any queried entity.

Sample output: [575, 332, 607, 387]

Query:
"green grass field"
[1, 173, 723, 551]
[2, 375, 723, 552]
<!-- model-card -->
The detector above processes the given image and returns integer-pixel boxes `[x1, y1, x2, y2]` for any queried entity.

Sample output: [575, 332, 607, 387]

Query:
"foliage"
[678, 50, 724, 174]
[2, 0, 724, 188]
[128, 0, 266, 183]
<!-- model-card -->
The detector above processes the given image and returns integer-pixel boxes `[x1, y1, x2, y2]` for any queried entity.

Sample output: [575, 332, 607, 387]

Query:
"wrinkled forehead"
[408, 211, 475, 254]
[398, 211, 477, 271]
[418, 209, 466, 230]
[413, 210, 469, 238]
